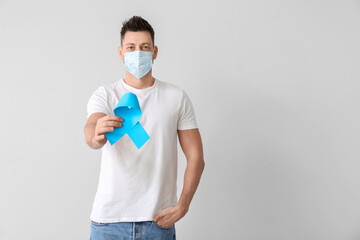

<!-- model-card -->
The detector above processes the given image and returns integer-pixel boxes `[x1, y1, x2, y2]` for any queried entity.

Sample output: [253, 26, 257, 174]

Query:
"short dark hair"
[120, 16, 155, 47]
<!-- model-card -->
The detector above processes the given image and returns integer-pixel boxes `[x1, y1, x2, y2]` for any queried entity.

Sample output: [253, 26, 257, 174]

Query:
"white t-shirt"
[86, 78, 199, 223]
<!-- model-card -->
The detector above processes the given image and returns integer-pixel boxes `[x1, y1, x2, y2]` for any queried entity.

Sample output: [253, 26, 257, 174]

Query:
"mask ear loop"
[152, 48, 155, 64]
[121, 50, 125, 63]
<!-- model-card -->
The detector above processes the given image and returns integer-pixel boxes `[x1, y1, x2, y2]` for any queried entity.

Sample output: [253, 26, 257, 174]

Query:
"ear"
[153, 45, 158, 61]
[118, 46, 124, 61]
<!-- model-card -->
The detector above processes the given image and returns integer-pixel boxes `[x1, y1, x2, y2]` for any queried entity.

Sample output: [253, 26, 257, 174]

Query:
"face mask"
[124, 50, 154, 79]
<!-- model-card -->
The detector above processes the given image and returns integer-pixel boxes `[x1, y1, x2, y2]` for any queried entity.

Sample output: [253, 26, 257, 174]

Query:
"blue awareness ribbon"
[104, 92, 150, 149]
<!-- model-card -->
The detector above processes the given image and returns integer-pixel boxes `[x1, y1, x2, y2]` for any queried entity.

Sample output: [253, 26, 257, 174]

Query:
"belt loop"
[132, 222, 135, 239]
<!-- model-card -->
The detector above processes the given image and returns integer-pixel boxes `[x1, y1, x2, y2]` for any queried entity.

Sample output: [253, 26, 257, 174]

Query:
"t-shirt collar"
[120, 78, 158, 97]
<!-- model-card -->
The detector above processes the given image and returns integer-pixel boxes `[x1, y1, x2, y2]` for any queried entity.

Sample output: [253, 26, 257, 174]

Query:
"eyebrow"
[126, 42, 151, 46]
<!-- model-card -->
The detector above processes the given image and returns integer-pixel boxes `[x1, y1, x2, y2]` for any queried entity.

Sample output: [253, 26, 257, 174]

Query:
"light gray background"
[1, 0, 359, 239]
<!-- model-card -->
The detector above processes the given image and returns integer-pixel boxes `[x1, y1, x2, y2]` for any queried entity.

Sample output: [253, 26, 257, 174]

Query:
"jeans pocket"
[152, 221, 174, 230]
[91, 220, 110, 226]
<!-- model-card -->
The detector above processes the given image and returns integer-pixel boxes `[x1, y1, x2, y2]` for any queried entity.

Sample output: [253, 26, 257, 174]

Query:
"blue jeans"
[90, 220, 176, 240]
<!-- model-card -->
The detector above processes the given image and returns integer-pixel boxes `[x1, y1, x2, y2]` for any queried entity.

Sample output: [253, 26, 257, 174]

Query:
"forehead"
[123, 31, 153, 45]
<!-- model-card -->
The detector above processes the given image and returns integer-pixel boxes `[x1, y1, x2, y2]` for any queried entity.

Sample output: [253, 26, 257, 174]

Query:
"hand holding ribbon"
[105, 92, 150, 149]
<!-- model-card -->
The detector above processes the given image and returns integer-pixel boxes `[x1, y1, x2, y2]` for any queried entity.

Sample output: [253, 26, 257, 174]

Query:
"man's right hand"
[92, 115, 123, 146]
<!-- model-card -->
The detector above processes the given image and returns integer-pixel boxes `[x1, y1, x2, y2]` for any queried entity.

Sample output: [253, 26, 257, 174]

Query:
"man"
[84, 16, 205, 240]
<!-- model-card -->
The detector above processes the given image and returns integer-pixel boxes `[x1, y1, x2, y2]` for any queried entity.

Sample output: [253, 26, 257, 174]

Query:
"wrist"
[176, 203, 189, 215]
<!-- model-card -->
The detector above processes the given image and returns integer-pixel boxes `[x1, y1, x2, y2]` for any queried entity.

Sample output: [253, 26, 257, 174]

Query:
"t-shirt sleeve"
[177, 89, 199, 130]
[86, 86, 111, 118]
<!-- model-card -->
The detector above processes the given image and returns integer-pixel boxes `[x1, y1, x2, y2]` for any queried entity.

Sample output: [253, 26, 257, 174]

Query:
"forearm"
[177, 158, 205, 212]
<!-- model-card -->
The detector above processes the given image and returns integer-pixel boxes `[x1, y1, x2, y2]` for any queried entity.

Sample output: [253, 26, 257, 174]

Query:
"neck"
[124, 70, 155, 89]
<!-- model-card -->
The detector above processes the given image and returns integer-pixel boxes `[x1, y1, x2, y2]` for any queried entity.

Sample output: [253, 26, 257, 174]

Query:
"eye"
[143, 46, 149, 49]
[127, 46, 134, 50]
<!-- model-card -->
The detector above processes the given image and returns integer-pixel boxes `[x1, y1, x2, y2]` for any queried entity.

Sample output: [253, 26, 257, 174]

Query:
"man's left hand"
[153, 205, 188, 228]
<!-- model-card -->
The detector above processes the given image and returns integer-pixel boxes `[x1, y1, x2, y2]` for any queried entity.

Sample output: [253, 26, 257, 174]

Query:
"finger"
[98, 127, 114, 134]
[94, 134, 105, 141]
[155, 214, 164, 222]
[105, 115, 123, 122]
[154, 214, 161, 222]
[97, 115, 109, 124]
[103, 121, 122, 128]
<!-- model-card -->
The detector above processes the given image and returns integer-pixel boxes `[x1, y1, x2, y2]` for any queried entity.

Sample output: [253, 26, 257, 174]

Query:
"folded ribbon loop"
[105, 92, 150, 149]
